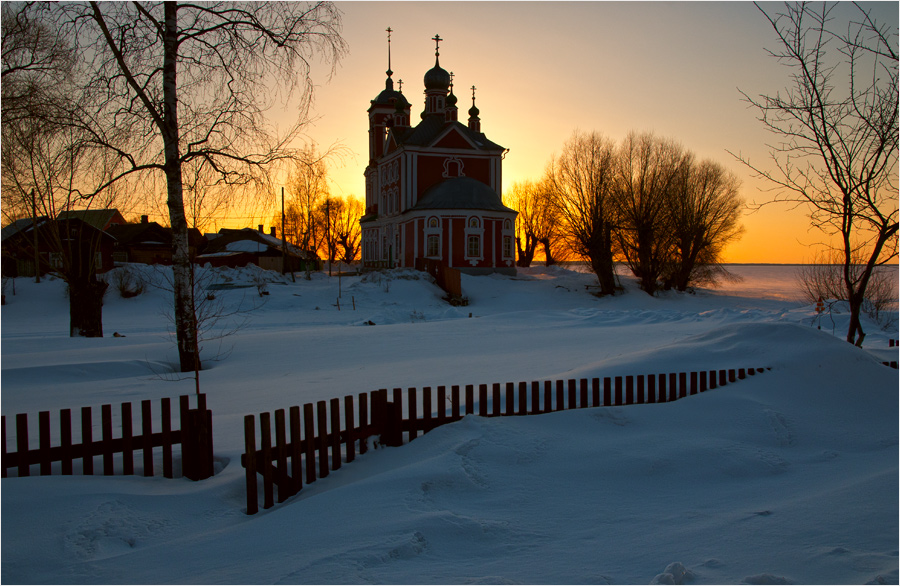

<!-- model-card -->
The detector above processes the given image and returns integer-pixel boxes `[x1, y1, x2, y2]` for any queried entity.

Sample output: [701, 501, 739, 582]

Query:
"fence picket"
[625, 376, 634, 405]
[260, 412, 274, 509]
[423, 387, 432, 432]
[122, 403, 134, 475]
[244, 416, 258, 515]
[81, 407, 92, 475]
[317, 401, 328, 479]
[102, 405, 114, 475]
[479, 384, 488, 417]
[505, 383, 514, 416]
[303, 403, 316, 484]
[532, 381, 541, 414]
[451, 385, 461, 421]
[330, 398, 341, 471]
[465, 385, 474, 416]
[275, 409, 288, 502]
[493, 383, 502, 416]
[344, 397, 355, 464]
[39, 412, 51, 475]
[60, 409, 73, 475]
[290, 406, 303, 492]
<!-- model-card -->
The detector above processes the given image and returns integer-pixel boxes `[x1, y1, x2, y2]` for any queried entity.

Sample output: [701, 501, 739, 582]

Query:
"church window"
[428, 217, 439, 228]
[443, 157, 465, 178]
[468, 217, 480, 228]
[427, 234, 440, 257]
[467, 235, 481, 258]
[503, 235, 513, 259]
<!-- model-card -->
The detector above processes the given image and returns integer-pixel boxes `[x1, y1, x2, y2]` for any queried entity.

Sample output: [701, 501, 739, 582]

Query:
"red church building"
[360, 32, 517, 275]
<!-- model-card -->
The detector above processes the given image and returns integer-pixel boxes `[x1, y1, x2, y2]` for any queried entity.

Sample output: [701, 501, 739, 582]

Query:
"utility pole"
[281, 186, 287, 275]
[31, 189, 40, 283]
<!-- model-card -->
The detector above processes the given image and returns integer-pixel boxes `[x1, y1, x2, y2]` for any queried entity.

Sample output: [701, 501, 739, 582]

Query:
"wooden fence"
[241, 367, 769, 514]
[415, 258, 465, 304]
[2, 394, 213, 480]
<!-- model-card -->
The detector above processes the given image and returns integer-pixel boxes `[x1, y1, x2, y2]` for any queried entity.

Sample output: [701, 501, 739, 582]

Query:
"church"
[360, 32, 517, 276]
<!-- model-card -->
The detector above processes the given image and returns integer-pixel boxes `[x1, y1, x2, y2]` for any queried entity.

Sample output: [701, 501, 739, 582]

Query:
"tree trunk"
[590, 224, 617, 296]
[163, 3, 200, 373]
[69, 277, 108, 337]
[540, 238, 556, 266]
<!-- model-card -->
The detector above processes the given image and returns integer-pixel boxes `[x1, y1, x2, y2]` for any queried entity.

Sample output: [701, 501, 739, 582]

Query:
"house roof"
[205, 228, 317, 260]
[107, 222, 172, 246]
[412, 177, 516, 213]
[389, 116, 504, 152]
[1, 217, 48, 242]
[56, 209, 124, 231]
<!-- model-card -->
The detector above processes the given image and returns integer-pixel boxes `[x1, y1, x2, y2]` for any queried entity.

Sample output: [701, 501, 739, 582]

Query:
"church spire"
[468, 85, 481, 132]
[384, 27, 394, 90]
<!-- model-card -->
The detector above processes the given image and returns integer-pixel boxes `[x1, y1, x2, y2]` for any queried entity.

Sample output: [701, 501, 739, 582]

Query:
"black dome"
[424, 58, 451, 91]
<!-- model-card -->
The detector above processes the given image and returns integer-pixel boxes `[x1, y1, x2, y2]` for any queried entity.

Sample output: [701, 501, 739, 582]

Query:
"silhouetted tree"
[664, 158, 744, 291]
[614, 132, 687, 295]
[547, 131, 619, 295]
[736, 2, 897, 346]
[507, 179, 558, 267]
[46, 2, 345, 370]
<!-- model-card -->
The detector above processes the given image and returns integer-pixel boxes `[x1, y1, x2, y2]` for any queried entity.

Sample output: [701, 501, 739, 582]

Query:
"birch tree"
[49, 2, 345, 371]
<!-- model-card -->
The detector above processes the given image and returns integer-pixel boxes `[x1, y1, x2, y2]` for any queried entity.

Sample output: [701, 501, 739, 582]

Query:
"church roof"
[412, 176, 515, 213]
[391, 116, 504, 151]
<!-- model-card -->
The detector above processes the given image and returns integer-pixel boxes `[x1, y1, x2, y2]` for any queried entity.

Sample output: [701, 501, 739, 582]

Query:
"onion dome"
[424, 57, 451, 91]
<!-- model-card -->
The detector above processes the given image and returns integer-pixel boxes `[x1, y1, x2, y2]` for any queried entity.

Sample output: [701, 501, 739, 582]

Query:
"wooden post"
[243, 415, 258, 515]
[690, 372, 698, 395]
[275, 409, 288, 502]
[465, 385, 474, 416]
[556, 380, 565, 411]
[260, 412, 274, 509]
[358, 393, 368, 455]
[1, 416, 7, 478]
[303, 403, 316, 484]
[81, 407, 93, 475]
[408, 388, 418, 440]
[603, 377, 612, 406]
[164, 398, 175, 479]
[647, 375, 656, 404]
[39, 411, 51, 475]
[60, 409, 73, 475]
[423, 387, 432, 432]
[669, 373, 677, 402]
[16, 414, 30, 477]
[544, 380, 553, 412]
[505, 382, 515, 416]
[141, 401, 153, 476]
[290, 405, 303, 492]
[492, 383, 502, 416]
[479, 384, 488, 417]
[102, 404, 114, 475]
[122, 403, 134, 476]
[330, 398, 341, 471]
[532, 381, 541, 414]
[614, 376, 623, 406]
[518, 382, 527, 415]
[738, 368, 746, 380]
[657, 374, 667, 403]
[579, 379, 588, 408]
[438, 386, 448, 424]
[636, 376, 645, 405]
[719, 370, 727, 386]
[728, 369, 736, 383]
[316, 401, 328, 478]
[699, 371, 707, 393]
[452, 386, 461, 421]
[344, 396, 355, 464]
[708, 370, 717, 389]
[679, 372, 687, 399]
[592, 378, 600, 408]
[625, 376, 634, 405]
[567, 379, 576, 410]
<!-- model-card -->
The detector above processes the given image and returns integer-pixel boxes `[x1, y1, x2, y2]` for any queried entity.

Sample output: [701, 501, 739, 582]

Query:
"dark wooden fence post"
[275, 409, 288, 502]
[647, 375, 656, 404]
[60, 409, 73, 475]
[343, 397, 354, 464]
[317, 401, 329, 477]
[567, 379, 577, 410]
[243, 415, 258, 515]
[690, 372, 698, 395]
[592, 378, 600, 407]
[260, 412, 274, 509]
[181, 394, 214, 481]
[679, 372, 687, 399]
[122, 403, 133, 476]
[303, 403, 316, 483]
[290, 405, 303, 492]
[614, 376, 623, 406]
[532, 381, 541, 414]
[492, 383, 502, 416]
[465, 385, 474, 416]
[479, 384, 488, 417]
[636, 376, 645, 405]
[330, 398, 342, 470]
[544, 380, 553, 412]
[556, 380, 565, 411]
[81, 407, 93, 475]
[669, 373, 677, 402]
[39, 411, 51, 475]
[505, 382, 515, 416]
[518, 382, 528, 415]
[625, 376, 634, 405]
[423, 387, 432, 433]
[16, 413, 29, 477]
[452, 386, 461, 421]
[603, 377, 612, 406]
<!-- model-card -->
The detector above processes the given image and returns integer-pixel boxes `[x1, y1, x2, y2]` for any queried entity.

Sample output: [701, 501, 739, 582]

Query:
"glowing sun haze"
[293, 1, 898, 264]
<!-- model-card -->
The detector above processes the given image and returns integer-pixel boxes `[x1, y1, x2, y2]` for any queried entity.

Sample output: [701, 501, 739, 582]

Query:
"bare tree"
[614, 132, 687, 295]
[285, 150, 331, 277]
[664, 158, 745, 291]
[331, 195, 363, 264]
[44, 2, 345, 371]
[735, 2, 898, 346]
[547, 131, 619, 295]
[507, 178, 561, 267]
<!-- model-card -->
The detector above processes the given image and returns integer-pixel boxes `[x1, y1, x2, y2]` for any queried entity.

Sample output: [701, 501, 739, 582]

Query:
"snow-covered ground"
[1, 263, 897, 584]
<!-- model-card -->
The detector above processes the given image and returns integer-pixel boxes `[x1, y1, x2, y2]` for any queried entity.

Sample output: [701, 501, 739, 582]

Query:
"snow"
[1, 263, 897, 584]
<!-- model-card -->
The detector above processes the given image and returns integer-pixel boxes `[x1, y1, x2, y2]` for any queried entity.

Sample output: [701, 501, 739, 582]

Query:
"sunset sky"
[283, 1, 897, 264]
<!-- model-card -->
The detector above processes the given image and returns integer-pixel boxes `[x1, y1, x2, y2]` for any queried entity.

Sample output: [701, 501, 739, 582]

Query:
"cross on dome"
[432, 34, 442, 56]
[385, 27, 393, 77]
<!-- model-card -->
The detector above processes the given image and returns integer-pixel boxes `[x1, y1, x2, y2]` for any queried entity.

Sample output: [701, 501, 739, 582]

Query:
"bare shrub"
[108, 265, 146, 298]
